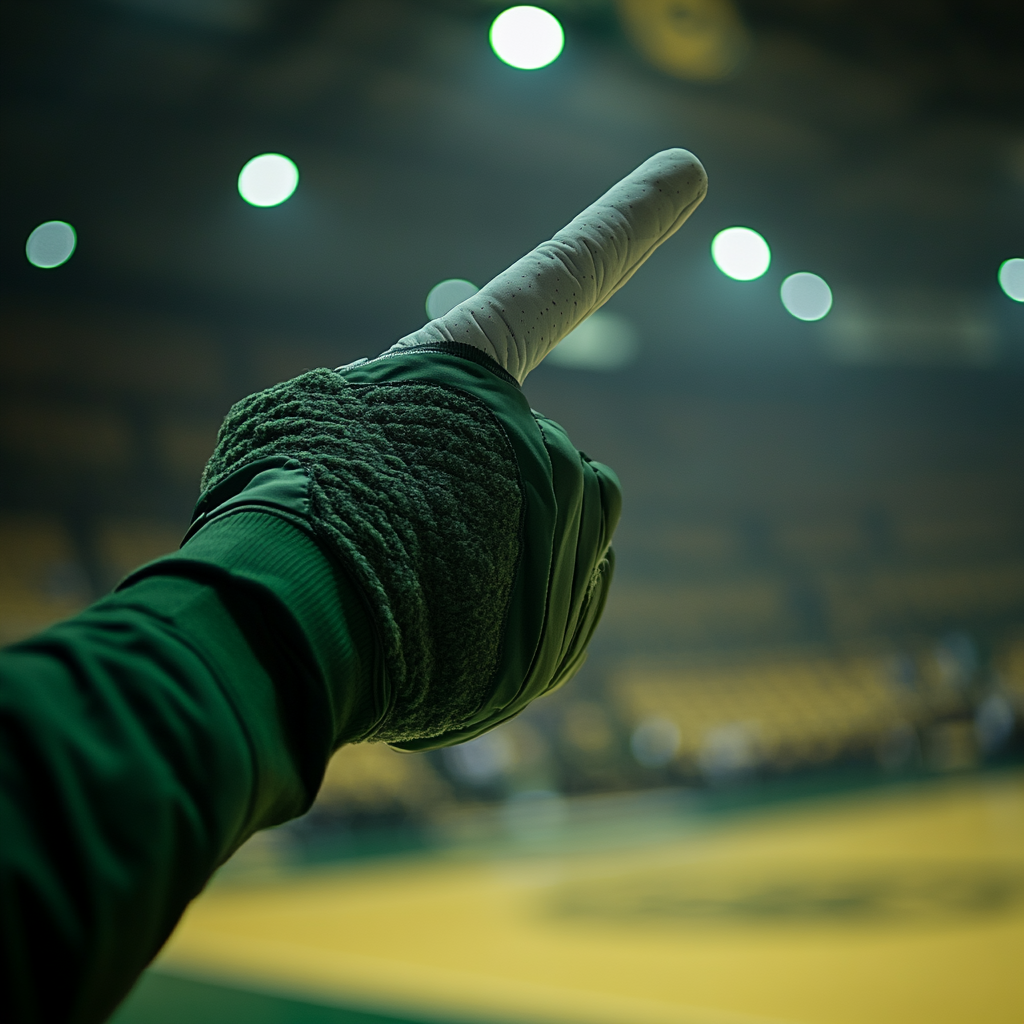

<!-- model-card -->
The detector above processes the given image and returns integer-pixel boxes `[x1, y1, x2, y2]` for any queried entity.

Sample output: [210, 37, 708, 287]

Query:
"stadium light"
[26, 221, 76, 268]
[998, 257, 1024, 302]
[489, 6, 564, 70]
[711, 226, 770, 281]
[780, 272, 833, 321]
[546, 311, 639, 370]
[426, 278, 479, 320]
[238, 153, 299, 207]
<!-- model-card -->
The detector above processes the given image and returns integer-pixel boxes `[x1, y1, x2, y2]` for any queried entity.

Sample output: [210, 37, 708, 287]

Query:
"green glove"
[192, 149, 707, 748]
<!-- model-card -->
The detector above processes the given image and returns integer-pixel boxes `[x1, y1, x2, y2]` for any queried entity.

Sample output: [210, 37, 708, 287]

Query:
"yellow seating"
[0, 516, 90, 645]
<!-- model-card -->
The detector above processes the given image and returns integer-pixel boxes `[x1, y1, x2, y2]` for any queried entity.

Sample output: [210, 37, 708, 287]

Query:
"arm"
[0, 149, 706, 1024]
[1, 513, 378, 1024]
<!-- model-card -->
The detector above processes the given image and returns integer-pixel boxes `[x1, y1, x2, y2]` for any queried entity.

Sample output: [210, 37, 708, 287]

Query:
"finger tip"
[646, 148, 708, 200]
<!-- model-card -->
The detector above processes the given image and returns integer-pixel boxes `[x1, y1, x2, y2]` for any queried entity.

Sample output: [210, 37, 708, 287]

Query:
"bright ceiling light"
[237, 153, 299, 207]
[490, 6, 564, 70]
[998, 257, 1024, 302]
[711, 226, 771, 281]
[25, 221, 77, 268]
[780, 272, 833, 321]
[426, 278, 479, 320]
[617, 0, 751, 82]
[630, 717, 681, 769]
[546, 311, 639, 370]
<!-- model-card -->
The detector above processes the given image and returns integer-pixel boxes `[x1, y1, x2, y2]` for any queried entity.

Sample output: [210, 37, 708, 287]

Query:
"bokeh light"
[998, 257, 1024, 301]
[237, 153, 299, 207]
[698, 722, 759, 784]
[441, 732, 513, 785]
[630, 717, 681, 768]
[711, 226, 771, 281]
[25, 221, 76, 268]
[426, 278, 479, 320]
[489, 6, 564, 70]
[546, 311, 639, 370]
[780, 272, 833, 321]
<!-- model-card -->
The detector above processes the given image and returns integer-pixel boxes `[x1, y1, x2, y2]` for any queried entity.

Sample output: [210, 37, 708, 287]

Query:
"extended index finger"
[390, 149, 707, 382]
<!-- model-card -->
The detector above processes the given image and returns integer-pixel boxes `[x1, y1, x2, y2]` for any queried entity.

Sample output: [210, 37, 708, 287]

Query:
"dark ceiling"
[2, 0, 1022, 365]
[1, 1, 1022, 644]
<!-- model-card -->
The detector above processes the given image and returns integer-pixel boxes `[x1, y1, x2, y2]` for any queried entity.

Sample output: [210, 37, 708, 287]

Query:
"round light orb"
[711, 226, 771, 281]
[441, 732, 513, 785]
[237, 153, 299, 207]
[490, 6, 564, 70]
[546, 311, 639, 370]
[630, 717, 681, 769]
[998, 257, 1024, 302]
[780, 271, 833, 321]
[26, 221, 77, 269]
[426, 278, 479, 320]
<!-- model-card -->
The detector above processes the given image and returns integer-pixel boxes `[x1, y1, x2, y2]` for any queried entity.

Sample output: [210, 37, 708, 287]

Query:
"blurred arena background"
[2, 1, 1023, 1022]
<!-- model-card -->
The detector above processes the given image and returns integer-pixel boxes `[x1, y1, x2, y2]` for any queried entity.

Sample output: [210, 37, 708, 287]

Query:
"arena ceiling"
[1, 1, 1022, 623]
[2, 0, 1022, 361]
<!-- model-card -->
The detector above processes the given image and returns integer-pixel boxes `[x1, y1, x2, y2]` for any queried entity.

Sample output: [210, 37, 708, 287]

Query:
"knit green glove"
[194, 150, 707, 747]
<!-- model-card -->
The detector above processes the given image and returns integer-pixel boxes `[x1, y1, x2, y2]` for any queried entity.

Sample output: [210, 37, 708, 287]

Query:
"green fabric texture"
[0, 346, 622, 1024]
[336, 347, 622, 750]
[1, 514, 379, 1024]
[199, 364, 524, 744]
[1, 580, 293, 1024]
[124, 506, 381, 750]
[195, 346, 621, 750]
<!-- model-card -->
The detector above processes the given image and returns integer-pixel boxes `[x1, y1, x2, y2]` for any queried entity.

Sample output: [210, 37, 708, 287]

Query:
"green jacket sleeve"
[0, 512, 379, 1024]
[0, 349, 620, 1024]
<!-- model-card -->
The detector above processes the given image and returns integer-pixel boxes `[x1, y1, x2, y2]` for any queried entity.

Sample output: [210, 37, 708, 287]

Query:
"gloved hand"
[192, 149, 707, 748]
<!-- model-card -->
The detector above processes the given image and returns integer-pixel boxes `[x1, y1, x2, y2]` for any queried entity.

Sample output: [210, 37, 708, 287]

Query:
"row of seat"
[2, 512, 1021, 651]
[0, 517, 180, 646]
[618, 509, 1024, 567]
[610, 646, 1005, 774]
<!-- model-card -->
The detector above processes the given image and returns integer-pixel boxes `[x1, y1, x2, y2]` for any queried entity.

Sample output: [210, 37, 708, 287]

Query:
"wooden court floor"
[118, 771, 1024, 1024]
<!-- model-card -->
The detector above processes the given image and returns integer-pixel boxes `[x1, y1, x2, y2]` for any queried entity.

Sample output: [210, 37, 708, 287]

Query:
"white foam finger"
[390, 149, 707, 382]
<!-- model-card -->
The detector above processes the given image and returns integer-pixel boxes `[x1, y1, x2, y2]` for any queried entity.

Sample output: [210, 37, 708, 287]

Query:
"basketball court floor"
[113, 771, 1024, 1024]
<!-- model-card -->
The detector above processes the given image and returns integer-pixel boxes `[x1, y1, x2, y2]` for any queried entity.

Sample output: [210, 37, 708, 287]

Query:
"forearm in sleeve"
[0, 512, 379, 1024]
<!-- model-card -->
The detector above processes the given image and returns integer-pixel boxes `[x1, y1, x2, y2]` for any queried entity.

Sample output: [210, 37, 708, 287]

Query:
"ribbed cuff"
[122, 511, 383, 751]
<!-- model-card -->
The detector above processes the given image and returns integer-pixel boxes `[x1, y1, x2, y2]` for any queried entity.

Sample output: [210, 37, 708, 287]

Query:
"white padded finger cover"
[390, 149, 707, 382]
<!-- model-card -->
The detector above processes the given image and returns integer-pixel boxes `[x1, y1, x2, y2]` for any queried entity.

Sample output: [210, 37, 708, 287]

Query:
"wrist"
[121, 510, 383, 753]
